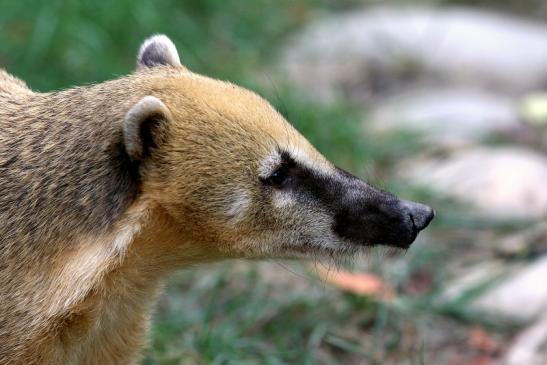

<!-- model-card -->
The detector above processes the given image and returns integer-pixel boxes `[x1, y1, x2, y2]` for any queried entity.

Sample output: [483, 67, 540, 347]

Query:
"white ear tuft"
[137, 34, 181, 70]
[123, 96, 172, 161]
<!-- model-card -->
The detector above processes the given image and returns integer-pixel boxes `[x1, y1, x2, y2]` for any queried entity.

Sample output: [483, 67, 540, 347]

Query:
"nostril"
[400, 200, 435, 231]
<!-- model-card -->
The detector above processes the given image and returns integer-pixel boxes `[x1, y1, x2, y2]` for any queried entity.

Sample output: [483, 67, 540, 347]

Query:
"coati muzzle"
[330, 169, 435, 248]
[268, 151, 434, 248]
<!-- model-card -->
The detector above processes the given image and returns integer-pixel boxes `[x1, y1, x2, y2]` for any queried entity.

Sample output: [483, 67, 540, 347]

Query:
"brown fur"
[0, 40, 329, 363]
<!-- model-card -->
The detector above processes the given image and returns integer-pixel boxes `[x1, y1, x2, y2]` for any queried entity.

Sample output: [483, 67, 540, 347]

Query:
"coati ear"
[137, 34, 182, 70]
[123, 96, 172, 162]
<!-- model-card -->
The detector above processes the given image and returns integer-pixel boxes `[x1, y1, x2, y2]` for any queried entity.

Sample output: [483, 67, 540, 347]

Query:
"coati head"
[125, 35, 434, 261]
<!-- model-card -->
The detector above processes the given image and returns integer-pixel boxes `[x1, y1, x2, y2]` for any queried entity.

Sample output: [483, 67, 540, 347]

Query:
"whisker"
[271, 259, 314, 282]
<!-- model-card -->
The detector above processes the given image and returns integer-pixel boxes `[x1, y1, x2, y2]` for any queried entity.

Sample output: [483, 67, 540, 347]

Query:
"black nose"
[401, 200, 435, 231]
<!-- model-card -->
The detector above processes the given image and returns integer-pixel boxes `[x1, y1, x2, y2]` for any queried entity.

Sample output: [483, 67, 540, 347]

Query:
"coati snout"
[258, 151, 434, 250]
[330, 171, 434, 248]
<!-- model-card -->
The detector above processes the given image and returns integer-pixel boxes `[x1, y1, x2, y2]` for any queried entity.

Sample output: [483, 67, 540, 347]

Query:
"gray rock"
[371, 88, 521, 146]
[497, 222, 547, 258]
[504, 314, 547, 365]
[438, 260, 514, 305]
[282, 7, 547, 101]
[521, 93, 547, 128]
[473, 256, 547, 322]
[404, 147, 547, 219]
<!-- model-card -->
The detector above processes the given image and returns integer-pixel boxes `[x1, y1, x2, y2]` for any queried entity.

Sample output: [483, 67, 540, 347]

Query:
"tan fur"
[0, 35, 435, 364]
[0, 69, 32, 96]
[0, 39, 335, 363]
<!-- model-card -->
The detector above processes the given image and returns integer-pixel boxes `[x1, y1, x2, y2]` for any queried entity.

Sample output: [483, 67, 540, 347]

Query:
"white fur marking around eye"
[227, 189, 251, 221]
[259, 151, 282, 178]
[273, 190, 296, 209]
[260, 147, 333, 180]
[289, 146, 333, 173]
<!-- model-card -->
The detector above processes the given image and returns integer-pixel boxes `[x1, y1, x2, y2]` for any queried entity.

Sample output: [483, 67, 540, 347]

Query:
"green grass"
[0, 0, 321, 90]
[142, 262, 446, 365]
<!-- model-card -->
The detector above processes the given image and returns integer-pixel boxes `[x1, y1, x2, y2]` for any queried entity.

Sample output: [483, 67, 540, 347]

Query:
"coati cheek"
[272, 190, 297, 209]
[226, 189, 252, 222]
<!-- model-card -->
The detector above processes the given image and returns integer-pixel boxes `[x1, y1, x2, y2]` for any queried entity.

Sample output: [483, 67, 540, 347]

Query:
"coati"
[0, 35, 434, 364]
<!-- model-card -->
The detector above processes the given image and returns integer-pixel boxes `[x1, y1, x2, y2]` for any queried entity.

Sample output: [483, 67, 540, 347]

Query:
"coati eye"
[264, 168, 287, 188]
[260, 151, 296, 189]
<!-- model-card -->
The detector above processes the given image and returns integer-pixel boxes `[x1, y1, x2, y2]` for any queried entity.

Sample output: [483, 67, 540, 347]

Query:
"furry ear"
[137, 34, 181, 70]
[123, 96, 172, 161]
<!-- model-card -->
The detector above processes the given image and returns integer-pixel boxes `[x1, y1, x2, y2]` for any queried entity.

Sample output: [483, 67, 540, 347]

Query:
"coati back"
[0, 69, 31, 95]
[0, 35, 434, 364]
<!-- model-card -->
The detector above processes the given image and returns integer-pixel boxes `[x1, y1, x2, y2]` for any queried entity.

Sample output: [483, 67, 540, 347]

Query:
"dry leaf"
[312, 266, 395, 301]
[469, 327, 500, 355]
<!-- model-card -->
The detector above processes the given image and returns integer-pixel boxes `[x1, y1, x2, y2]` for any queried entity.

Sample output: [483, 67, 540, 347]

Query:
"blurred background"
[2, 0, 547, 364]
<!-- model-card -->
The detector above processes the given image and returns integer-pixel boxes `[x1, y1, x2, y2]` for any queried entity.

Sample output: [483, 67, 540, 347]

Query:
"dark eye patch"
[261, 150, 298, 189]
[264, 168, 287, 188]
